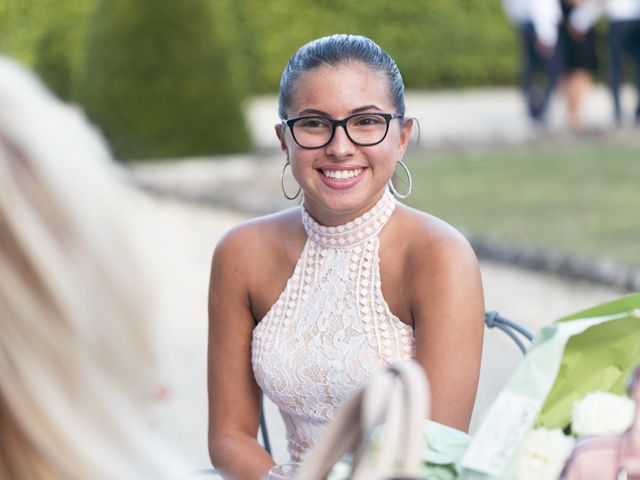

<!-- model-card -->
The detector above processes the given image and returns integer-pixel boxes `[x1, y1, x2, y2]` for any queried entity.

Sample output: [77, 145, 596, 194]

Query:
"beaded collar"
[301, 190, 396, 248]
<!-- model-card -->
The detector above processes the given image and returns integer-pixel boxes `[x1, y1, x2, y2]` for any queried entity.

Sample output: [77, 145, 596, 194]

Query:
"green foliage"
[229, 0, 519, 92]
[1, 0, 93, 100]
[2, 0, 522, 160]
[2, 0, 524, 101]
[34, 28, 74, 100]
[0, 0, 43, 64]
[79, 0, 250, 160]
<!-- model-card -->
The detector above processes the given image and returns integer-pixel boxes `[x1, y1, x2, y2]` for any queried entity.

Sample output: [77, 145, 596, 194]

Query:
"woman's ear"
[275, 123, 287, 152]
[398, 117, 414, 156]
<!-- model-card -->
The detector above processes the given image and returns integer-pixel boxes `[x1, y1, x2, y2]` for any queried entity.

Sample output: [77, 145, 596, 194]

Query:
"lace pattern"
[251, 190, 415, 462]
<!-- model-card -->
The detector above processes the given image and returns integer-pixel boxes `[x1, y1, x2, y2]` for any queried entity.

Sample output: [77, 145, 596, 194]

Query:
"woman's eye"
[354, 115, 383, 126]
[299, 119, 329, 129]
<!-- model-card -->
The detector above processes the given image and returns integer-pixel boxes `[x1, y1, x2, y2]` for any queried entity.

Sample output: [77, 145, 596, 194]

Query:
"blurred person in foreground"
[569, 0, 640, 125]
[0, 56, 184, 479]
[503, 0, 564, 124]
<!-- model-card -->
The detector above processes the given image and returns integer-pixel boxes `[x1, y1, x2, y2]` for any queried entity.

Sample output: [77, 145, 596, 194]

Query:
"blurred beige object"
[0, 55, 184, 479]
[296, 360, 429, 480]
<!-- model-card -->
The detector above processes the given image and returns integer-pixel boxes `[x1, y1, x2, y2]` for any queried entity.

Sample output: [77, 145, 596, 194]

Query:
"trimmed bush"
[1, 0, 92, 101]
[0, 0, 43, 65]
[232, 0, 520, 92]
[78, 0, 250, 160]
[34, 28, 74, 100]
[3, 0, 544, 111]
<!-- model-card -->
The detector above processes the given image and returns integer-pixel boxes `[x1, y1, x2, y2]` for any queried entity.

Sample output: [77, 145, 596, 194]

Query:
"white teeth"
[321, 168, 363, 180]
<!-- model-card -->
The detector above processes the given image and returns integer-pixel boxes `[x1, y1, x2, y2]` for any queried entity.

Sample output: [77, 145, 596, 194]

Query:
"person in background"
[503, 0, 564, 123]
[0, 56, 184, 479]
[570, 0, 640, 124]
[560, 0, 599, 132]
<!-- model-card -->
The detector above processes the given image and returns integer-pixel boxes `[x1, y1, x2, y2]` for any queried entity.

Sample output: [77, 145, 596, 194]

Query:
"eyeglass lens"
[292, 114, 390, 148]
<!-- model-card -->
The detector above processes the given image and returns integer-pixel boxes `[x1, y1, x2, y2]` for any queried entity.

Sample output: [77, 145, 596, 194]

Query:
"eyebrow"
[297, 105, 384, 117]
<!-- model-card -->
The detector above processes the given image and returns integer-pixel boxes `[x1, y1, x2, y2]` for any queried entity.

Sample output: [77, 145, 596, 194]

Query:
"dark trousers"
[607, 19, 640, 123]
[519, 22, 564, 122]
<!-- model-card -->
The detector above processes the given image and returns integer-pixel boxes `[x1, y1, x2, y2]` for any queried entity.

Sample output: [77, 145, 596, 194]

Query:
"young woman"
[208, 34, 484, 480]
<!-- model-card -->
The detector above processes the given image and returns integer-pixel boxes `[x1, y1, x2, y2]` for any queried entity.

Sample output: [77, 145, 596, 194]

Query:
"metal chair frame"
[483, 310, 533, 354]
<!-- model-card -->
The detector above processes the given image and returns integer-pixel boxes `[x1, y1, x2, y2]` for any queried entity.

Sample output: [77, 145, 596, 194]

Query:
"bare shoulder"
[389, 204, 478, 272]
[385, 203, 482, 310]
[391, 206, 484, 432]
[210, 207, 305, 290]
[213, 207, 301, 261]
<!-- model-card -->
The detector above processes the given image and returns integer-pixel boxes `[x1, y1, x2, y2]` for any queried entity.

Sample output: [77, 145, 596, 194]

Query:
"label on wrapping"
[461, 391, 541, 476]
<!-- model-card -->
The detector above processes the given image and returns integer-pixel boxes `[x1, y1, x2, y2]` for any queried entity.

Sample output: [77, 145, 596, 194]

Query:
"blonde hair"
[0, 57, 183, 479]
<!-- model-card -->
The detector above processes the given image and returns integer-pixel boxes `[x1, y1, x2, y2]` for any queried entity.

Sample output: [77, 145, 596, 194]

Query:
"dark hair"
[278, 34, 406, 120]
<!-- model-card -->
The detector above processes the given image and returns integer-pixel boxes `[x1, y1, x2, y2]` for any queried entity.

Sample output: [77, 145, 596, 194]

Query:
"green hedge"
[226, 0, 520, 92]
[0, 0, 45, 65]
[78, 0, 250, 160]
[2, 0, 521, 159]
[3, 0, 521, 94]
[0, 0, 93, 101]
[34, 28, 74, 100]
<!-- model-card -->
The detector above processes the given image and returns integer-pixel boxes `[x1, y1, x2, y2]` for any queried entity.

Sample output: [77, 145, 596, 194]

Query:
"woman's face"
[276, 61, 412, 225]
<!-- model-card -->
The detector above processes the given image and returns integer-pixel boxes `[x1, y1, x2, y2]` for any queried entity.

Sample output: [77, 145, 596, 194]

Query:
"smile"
[320, 168, 364, 180]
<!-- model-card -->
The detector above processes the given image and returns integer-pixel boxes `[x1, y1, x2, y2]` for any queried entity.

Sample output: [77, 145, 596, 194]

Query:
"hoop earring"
[281, 161, 301, 200]
[389, 160, 412, 199]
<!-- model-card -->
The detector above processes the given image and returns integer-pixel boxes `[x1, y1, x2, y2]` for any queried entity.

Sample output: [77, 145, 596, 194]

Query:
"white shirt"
[571, 0, 640, 32]
[502, 0, 562, 46]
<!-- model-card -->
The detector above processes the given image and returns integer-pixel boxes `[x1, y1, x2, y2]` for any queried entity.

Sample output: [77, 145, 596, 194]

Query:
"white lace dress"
[251, 190, 415, 462]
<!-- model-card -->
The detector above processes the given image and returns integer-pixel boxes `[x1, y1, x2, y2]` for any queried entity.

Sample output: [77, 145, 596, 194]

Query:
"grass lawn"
[405, 136, 640, 268]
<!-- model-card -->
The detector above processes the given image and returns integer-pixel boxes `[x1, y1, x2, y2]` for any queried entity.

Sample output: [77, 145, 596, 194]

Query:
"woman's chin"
[303, 188, 384, 225]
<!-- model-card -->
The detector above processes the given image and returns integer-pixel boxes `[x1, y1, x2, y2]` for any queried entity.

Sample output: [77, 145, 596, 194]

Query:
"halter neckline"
[301, 190, 396, 248]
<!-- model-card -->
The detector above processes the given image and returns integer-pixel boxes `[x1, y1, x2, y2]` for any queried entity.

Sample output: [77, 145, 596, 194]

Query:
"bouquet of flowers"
[515, 389, 636, 480]
[322, 295, 640, 480]
[460, 294, 640, 480]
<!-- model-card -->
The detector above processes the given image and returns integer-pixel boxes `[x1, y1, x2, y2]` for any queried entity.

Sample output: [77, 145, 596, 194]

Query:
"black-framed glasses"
[282, 112, 404, 149]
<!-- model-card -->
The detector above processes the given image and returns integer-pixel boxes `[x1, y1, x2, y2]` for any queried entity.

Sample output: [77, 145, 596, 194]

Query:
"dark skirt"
[561, 0, 598, 73]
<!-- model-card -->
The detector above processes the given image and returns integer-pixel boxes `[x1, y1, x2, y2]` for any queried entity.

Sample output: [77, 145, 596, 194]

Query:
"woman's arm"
[409, 227, 485, 432]
[207, 228, 275, 480]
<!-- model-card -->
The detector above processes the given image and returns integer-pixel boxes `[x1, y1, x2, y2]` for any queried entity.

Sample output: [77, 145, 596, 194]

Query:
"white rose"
[515, 428, 575, 480]
[327, 461, 350, 480]
[572, 391, 635, 437]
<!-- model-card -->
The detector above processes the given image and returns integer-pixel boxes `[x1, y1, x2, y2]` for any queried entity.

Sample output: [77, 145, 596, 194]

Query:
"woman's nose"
[324, 125, 356, 158]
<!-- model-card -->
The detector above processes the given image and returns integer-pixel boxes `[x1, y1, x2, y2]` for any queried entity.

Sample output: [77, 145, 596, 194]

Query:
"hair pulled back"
[278, 34, 406, 119]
